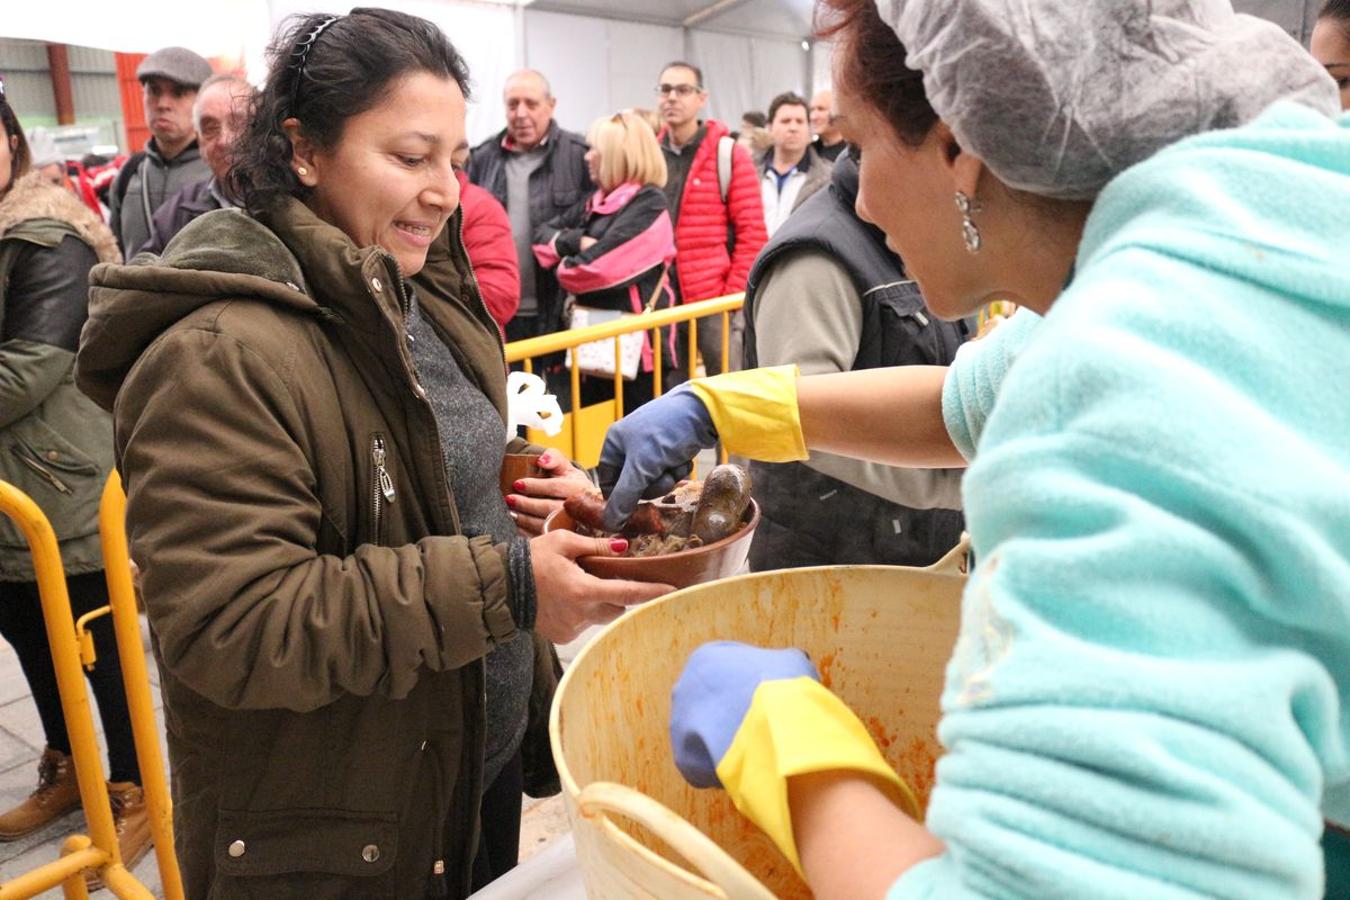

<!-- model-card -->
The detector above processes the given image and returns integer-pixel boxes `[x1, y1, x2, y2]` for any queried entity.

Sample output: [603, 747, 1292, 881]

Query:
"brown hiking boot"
[0, 747, 81, 840]
[85, 781, 152, 889]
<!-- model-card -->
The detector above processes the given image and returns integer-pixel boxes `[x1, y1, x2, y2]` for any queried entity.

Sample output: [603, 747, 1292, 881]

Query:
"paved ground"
[0, 626, 167, 895]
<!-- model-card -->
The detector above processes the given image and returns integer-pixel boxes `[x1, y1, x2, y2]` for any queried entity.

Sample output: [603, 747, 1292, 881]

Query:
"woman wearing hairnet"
[599, 0, 1350, 896]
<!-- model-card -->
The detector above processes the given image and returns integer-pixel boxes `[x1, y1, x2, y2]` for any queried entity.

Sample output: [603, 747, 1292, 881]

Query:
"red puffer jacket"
[665, 119, 767, 303]
[456, 169, 519, 334]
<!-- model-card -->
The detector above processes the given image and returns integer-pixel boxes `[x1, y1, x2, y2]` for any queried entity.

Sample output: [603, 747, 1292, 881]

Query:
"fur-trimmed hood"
[0, 171, 121, 264]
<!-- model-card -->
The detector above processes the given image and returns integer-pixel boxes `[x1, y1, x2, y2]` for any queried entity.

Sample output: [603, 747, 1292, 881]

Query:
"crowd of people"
[0, 0, 1346, 897]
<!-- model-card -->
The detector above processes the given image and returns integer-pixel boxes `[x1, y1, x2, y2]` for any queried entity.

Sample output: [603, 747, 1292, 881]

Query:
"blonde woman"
[534, 111, 676, 413]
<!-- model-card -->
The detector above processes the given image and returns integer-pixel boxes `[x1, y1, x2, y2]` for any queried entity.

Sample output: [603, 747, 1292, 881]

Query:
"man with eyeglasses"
[654, 61, 766, 377]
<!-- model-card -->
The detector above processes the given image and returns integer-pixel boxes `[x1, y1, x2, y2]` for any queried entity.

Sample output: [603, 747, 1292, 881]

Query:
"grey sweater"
[405, 293, 536, 786]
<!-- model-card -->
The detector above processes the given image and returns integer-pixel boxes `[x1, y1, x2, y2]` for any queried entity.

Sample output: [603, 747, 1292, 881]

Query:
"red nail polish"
[610, 538, 628, 553]
[513, 480, 526, 492]
[504, 495, 517, 507]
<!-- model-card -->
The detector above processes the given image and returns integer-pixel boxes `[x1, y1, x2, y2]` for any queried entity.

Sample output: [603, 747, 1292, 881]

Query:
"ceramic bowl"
[543, 500, 760, 589]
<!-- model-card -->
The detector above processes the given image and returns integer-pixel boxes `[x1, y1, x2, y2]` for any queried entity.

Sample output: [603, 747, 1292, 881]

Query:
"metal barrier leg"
[687, 316, 698, 381]
[569, 355, 582, 464]
[59, 835, 92, 900]
[101, 472, 185, 900]
[652, 327, 663, 398]
[0, 481, 153, 898]
[720, 310, 732, 464]
[0, 839, 105, 900]
[612, 337, 624, 418]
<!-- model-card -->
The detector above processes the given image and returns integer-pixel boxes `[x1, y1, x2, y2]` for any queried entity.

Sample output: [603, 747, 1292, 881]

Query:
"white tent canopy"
[2, 0, 1322, 145]
[5, 0, 827, 145]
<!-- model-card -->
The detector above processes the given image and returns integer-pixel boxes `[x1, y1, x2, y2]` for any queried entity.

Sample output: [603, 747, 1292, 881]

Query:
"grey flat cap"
[136, 47, 213, 89]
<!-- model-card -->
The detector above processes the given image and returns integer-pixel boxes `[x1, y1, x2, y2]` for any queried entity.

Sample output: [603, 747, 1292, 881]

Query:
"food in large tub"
[550, 543, 967, 898]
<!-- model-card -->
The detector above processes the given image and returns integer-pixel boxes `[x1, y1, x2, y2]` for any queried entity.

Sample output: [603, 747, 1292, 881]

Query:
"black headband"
[287, 15, 340, 116]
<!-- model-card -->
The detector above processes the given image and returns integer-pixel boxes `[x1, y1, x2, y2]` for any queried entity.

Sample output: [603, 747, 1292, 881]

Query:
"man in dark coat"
[139, 73, 251, 255]
[467, 69, 593, 344]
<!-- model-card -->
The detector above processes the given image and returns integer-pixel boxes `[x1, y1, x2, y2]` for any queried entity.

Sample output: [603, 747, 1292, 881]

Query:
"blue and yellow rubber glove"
[670, 641, 920, 874]
[598, 365, 808, 530]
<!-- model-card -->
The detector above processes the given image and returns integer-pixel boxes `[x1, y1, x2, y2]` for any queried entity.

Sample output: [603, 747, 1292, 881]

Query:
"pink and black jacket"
[532, 182, 678, 370]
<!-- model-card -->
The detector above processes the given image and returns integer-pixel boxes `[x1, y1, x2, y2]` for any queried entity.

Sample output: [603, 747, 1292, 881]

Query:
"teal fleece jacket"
[942, 306, 1042, 462]
[899, 102, 1350, 898]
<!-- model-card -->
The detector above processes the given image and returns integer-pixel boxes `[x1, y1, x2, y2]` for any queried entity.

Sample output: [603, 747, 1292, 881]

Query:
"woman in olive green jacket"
[0, 88, 150, 864]
[77, 11, 667, 899]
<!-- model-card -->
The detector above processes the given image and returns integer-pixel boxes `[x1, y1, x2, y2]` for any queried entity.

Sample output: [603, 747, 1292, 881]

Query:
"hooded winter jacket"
[77, 197, 538, 899]
[0, 171, 120, 580]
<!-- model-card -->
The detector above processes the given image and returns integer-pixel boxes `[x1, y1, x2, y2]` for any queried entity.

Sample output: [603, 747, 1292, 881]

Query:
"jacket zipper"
[371, 251, 468, 537]
[371, 435, 396, 542]
[10, 446, 72, 495]
[425, 739, 449, 897]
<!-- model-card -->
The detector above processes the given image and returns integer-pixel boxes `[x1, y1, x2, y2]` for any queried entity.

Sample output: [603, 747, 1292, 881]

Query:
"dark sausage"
[564, 492, 666, 536]
[691, 465, 752, 544]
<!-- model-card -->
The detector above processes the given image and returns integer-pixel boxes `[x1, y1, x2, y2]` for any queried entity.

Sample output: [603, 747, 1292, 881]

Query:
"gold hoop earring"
[296, 166, 309, 176]
[955, 191, 981, 253]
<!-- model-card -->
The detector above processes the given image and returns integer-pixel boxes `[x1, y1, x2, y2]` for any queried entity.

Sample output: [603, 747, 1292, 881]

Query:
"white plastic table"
[466, 834, 586, 900]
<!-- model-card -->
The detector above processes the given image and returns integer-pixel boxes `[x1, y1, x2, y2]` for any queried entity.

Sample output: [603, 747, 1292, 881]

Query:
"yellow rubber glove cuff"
[713, 676, 920, 875]
[686, 365, 808, 463]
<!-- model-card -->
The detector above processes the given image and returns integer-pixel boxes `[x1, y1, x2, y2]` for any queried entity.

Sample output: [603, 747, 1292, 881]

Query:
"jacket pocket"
[0, 416, 103, 549]
[208, 808, 399, 900]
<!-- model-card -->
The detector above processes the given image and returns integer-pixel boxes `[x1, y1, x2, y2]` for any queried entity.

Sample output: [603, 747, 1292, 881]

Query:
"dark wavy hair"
[1322, 0, 1350, 37]
[767, 92, 808, 124]
[0, 90, 33, 196]
[227, 8, 471, 212]
[814, 0, 936, 147]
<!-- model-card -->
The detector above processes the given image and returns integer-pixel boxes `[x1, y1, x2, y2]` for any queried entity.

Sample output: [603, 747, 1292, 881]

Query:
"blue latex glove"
[597, 384, 717, 531]
[669, 641, 818, 788]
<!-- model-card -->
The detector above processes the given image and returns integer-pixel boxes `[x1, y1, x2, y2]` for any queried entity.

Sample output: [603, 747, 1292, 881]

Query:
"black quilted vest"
[741, 156, 967, 569]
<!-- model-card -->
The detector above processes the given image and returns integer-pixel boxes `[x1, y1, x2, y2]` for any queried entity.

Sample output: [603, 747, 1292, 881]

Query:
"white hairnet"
[876, 0, 1341, 199]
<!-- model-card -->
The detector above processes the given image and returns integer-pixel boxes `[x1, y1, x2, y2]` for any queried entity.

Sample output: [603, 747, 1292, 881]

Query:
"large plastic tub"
[550, 543, 967, 898]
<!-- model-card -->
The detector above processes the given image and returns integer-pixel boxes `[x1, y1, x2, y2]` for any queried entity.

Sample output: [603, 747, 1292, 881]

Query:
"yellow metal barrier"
[0, 481, 152, 900]
[99, 473, 184, 900]
[506, 294, 743, 468]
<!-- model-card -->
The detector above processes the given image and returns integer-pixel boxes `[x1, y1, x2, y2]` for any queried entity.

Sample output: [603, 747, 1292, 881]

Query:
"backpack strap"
[110, 151, 146, 213]
[717, 135, 735, 204]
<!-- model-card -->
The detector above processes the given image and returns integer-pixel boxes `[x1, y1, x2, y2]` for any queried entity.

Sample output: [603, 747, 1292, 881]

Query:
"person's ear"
[282, 117, 319, 188]
[931, 121, 984, 199]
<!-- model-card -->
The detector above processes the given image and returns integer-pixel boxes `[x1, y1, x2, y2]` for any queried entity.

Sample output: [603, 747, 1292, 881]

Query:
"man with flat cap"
[108, 46, 213, 255]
